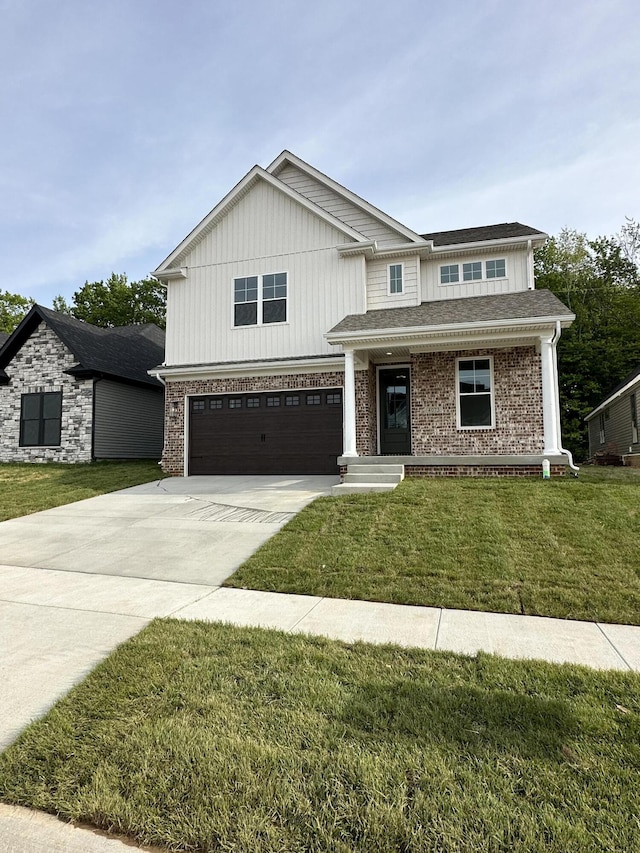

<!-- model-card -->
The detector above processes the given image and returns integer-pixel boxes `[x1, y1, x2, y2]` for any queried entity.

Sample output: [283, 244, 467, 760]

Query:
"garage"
[188, 388, 343, 475]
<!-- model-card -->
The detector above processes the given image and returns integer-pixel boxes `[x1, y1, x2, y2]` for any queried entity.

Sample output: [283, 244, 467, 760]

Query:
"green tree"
[54, 273, 166, 329]
[535, 226, 640, 460]
[0, 290, 33, 334]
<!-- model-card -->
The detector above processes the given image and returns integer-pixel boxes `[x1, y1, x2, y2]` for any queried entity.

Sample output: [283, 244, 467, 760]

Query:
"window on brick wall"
[20, 392, 62, 446]
[456, 358, 494, 429]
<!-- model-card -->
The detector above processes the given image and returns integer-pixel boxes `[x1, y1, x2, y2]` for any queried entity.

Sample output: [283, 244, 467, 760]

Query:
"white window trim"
[387, 262, 404, 295]
[456, 356, 495, 430]
[440, 258, 508, 286]
[232, 271, 289, 329]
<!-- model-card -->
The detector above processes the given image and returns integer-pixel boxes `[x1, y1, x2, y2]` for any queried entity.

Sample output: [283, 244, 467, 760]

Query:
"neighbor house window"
[632, 394, 638, 444]
[457, 358, 494, 429]
[598, 413, 606, 444]
[234, 273, 287, 327]
[20, 392, 62, 446]
[486, 259, 506, 278]
[389, 263, 403, 294]
[463, 261, 482, 281]
[440, 264, 459, 284]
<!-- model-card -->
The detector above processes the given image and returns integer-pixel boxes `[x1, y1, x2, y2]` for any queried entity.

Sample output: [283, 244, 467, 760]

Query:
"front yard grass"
[0, 461, 162, 521]
[0, 620, 638, 852]
[226, 466, 640, 625]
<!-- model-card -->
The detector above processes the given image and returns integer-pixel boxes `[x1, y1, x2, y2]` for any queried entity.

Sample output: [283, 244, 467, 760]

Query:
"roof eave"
[326, 314, 575, 347]
[430, 234, 548, 254]
[585, 373, 640, 421]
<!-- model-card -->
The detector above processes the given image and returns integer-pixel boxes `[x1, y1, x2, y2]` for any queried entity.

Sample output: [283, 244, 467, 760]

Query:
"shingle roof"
[0, 305, 165, 388]
[420, 222, 547, 246]
[328, 290, 573, 336]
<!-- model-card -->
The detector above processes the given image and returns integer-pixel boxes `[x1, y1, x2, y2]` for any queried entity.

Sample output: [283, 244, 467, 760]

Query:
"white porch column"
[540, 334, 560, 455]
[342, 347, 358, 457]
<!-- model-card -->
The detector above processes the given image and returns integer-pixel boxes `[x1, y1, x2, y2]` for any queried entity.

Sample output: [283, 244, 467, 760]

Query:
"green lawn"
[226, 466, 640, 625]
[0, 620, 638, 852]
[0, 461, 162, 521]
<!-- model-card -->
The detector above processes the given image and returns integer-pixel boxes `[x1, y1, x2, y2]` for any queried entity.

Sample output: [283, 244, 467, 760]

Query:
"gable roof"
[0, 305, 165, 388]
[267, 150, 424, 244]
[327, 290, 573, 339]
[153, 163, 369, 275]
[585, 364, 640, 421]
[421, 223, 547, 247]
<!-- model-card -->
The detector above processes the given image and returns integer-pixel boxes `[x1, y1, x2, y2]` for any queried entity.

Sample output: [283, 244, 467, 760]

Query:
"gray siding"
[587, 381, 640, 459]
[93, 380, 164, 459]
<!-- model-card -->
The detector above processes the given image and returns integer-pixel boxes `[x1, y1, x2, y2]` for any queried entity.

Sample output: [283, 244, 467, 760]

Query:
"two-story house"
[152, 151, 575, 480]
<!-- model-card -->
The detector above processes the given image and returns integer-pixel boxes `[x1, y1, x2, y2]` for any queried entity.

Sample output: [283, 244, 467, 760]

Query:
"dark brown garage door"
[189, 389, 343, 475]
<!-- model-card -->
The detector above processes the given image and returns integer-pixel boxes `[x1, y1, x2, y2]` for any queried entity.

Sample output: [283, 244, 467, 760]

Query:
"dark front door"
[379, 367, 411, 455]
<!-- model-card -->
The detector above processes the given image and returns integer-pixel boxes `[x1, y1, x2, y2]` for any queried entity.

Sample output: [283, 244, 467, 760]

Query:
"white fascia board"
[430, 234, 548, 255]
[156, 355, 345, 381]
[326, 314, 574, 347]
[585, 373, 640, 421]
[153, 167, 367, 273]
[267, 150, 424, 244]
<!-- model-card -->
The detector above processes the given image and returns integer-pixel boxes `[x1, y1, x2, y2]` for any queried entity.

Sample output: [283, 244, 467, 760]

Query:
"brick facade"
[410, 347, 543, 455]
[0, 323, 93, 462]
[162, 371, 346, 474]
[164, 345, 545, 475]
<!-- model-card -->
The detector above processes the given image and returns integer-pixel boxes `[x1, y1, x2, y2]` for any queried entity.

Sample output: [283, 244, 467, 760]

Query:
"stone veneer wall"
[0, 323, 93, 462]
[162, 370, 346, 474]
[410, 347, 544, 455]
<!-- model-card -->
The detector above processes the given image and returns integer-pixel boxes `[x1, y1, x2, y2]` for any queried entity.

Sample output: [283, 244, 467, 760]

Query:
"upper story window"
[463, 262, 482, 281]
[440, 264, 459, 284]
[440, 259, 507, 285]
[20, 392, 62, 446]
[234, 273, 287, 327]
[457, 358, 494, 429]
[388, 263, 403, 294]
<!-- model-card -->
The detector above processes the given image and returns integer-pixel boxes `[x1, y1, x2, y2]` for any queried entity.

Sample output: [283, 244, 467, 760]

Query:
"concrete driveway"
[0, 475, 336, 750]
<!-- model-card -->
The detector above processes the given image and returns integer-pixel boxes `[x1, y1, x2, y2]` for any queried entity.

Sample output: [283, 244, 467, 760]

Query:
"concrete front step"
[345, 464, 404, 476]
[343, 472, 403, 484]
[332, 482, 398, 495]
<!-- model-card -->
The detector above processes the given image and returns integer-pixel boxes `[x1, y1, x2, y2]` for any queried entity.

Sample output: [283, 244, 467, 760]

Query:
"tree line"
[1, 221, 639, 461]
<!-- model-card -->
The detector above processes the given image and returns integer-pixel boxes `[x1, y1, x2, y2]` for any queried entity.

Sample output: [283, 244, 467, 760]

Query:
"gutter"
[552, 320, 580, 475]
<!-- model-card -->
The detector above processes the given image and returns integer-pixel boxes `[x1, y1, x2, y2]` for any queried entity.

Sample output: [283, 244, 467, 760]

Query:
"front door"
[379, 367, 411, 455]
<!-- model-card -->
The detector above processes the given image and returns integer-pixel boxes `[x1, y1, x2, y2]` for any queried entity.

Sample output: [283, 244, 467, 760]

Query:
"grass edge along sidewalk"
[0, 619, 638, 853]
[225, 468, 640, 626]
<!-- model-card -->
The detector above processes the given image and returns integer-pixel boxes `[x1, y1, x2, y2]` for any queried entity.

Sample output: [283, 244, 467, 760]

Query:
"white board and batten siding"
[165, 179, 366, 366]
[421, 249, 531, 302]
[276, 164, 406, 247]
[93, 380, 164, 459]
[366, 256, 420, 310]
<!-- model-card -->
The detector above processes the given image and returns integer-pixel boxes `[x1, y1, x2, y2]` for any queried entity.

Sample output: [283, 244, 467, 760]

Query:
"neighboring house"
[152, 150, 575, 478]
[585, 366, 640, 465]
[0, 305, 165, 462]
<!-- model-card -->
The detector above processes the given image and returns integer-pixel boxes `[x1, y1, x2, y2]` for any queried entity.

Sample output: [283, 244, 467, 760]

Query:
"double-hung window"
[457, 358, 494, 428]
[20, 392, 62, 446]
[632, 394, 638, 444]
[388, 263, 403, 294]
[234, 273, 287, 327]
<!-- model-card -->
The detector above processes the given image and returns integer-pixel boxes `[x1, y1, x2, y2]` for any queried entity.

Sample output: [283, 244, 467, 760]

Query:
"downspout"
[551, 321, 580, 475]
[152, 372, 167, 468]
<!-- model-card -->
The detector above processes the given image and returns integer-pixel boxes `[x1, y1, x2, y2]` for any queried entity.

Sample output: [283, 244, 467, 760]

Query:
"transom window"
[440, 259, 507, 285]
[457, 358, 494, 429]
[20, 392, 62, 446]
[234, 273, 287, 327]
[389, 263, 403, 294]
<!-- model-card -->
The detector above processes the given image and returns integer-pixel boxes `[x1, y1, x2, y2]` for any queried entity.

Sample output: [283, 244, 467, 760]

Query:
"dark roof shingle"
[328, 290, 573, 336]
[420, 222, 547, 246]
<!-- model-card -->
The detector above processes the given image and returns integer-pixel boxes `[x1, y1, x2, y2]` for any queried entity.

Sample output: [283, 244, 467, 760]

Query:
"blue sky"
[2, 0, 639, 306]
